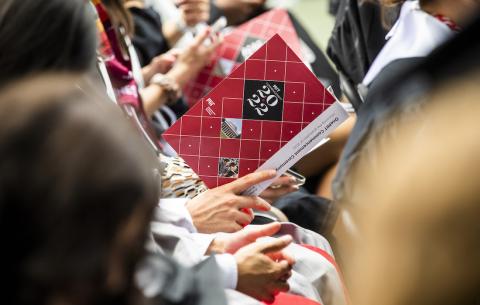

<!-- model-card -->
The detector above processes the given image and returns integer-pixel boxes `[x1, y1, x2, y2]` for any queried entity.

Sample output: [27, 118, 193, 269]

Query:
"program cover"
[164, 35, 348, 195]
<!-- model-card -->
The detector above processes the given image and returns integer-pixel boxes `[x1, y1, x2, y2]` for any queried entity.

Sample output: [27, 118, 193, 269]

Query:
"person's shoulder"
[129, 6, 162, 24]
[366, 57, 424, 106]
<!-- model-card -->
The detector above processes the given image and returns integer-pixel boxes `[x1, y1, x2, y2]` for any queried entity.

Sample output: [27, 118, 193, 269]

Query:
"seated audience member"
[99, 0, 220, 118]
[327, 0, 400, 110]
[331, 13, 480, 264]
[344, 73, 480, 305]
[123, 0, 215, 118]
[94, 0, 300, 211]
[144, 0, 210, 48]
[0, 1, 348, 304]
[0, 0, 96, 88]
[131, 0, 210, 60]
[332, 0, 480, 206]
[0, 75, 218, 305]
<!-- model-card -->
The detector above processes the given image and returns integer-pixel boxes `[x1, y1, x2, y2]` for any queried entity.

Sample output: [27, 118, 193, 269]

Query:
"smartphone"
[284, 169, 306, 186]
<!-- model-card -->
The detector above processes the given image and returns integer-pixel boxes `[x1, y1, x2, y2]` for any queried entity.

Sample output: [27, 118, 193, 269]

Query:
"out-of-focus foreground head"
[348, 71, 480, 305]
[0, 75, 159, 305]
[0, 0, 96, 88]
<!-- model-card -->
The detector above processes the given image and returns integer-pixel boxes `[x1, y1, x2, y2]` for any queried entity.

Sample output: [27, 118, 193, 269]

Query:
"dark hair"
[0, 0, 97, 88]
[0, 75, 159, 305]
[101, 0, 135, 36]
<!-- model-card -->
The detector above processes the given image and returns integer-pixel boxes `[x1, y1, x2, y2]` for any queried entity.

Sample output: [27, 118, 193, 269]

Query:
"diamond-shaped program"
[163, 34, 341, 189]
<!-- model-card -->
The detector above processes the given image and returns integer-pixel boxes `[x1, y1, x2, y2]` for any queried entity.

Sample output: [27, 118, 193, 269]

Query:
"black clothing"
[332, 16, 480, 202]
[130, 7, 169, 67]
[327, 0, 398, 85]
[327, 0, 400, 110]
[274, 188, 334, 234]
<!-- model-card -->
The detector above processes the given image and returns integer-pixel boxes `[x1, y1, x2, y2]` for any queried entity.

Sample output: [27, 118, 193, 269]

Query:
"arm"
[163, 0, 211, 46]
[140, 27, 220, 116]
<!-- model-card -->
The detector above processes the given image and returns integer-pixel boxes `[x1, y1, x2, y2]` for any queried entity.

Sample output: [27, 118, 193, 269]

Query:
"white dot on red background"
[210, 126, 213, 129]
[311, 112, 315, 115]
[250, 129, 253, 132]
[188, 144, 192, 147]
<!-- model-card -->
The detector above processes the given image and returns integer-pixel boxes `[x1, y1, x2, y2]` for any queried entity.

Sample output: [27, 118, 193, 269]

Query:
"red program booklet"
[183, 9, 303, 107]
[164, 35, 348, 195]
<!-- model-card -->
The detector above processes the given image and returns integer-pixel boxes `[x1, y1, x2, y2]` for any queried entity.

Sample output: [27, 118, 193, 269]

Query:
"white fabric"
[145, 0, 180, 22]
[156, 198, 197, 233]
[154, 199, 239, 289]
[363, 0, 454, 86]
[154, 200, 347, 304]
[214, 254, 239, 289]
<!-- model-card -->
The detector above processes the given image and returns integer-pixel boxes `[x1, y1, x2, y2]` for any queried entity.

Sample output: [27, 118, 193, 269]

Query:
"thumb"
[242, 222, 281, 242]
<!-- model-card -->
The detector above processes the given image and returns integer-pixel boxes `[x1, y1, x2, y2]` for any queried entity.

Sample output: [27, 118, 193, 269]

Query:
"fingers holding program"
[186, 171, 279, 233]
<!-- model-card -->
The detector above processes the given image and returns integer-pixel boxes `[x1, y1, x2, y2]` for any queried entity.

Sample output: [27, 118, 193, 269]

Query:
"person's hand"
[175, 0, 210, 27]
[186, 170, 276, 233]
[235, 235, 295, 302]
[208, 222, 282, 254]
[259, 175, 299, 204]
[168, 27, 221, 87]
[143, 51, 180, 83]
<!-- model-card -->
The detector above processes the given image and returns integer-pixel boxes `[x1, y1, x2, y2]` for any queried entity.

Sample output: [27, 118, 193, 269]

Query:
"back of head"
[0, 75, 159, 305]
[347, 71, 480, 305]
[0, 0, 96, 88]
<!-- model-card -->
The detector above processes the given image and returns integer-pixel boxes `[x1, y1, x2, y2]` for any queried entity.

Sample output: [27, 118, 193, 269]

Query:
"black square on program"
[243, 80, 284, 121]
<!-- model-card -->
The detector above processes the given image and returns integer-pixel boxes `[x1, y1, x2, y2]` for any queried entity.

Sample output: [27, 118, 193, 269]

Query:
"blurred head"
[347, 71, 480, 305]
[0, 0, 96, 88]
[101, 0, 134, 36]
[0, 75, 159, 305]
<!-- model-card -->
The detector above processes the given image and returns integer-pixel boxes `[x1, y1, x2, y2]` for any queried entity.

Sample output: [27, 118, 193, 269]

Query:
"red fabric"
[300, 244, 337, 267]
[263, 293, 322, 305]
[433, 14, 462, 32]
[300, 244, 351, 305]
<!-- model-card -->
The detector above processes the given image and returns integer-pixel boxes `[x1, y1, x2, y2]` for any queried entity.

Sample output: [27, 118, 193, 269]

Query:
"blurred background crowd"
[0, 1, 479, 305]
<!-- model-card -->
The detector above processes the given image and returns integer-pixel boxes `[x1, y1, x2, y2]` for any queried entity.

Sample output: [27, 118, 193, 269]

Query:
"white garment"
[145, 0, 180, 23]
[155, 198, 238, 289]
[154, 200, 348, 305]
[363, 0, 454, 86]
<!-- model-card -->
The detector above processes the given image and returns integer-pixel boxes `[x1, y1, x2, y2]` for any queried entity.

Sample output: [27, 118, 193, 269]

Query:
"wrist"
[150, 73, 180, 105]
[142, 65, 155, 84]
[167, 62, 192, 87]
[207, 235, 227, 254]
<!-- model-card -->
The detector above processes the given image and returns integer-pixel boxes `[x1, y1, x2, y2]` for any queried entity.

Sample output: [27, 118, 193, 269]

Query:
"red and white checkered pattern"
[183, 9, 303, 107]
[164, 34, 335, 189]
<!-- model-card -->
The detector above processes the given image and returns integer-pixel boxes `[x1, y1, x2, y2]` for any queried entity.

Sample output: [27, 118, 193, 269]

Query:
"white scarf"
[363, 0, 455, 86]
